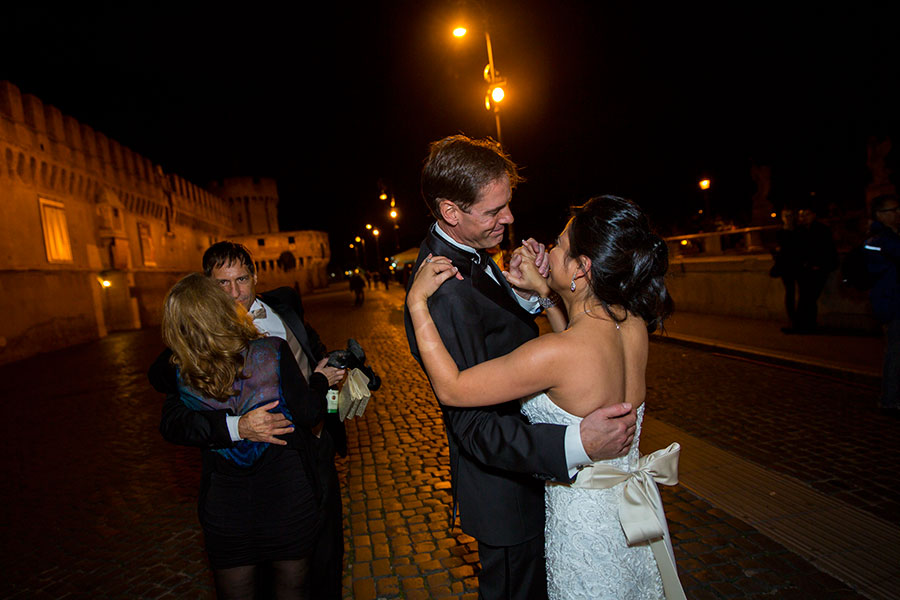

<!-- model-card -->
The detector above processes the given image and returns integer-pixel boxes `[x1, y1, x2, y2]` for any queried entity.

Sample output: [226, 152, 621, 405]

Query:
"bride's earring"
[570, 277, 576, 292]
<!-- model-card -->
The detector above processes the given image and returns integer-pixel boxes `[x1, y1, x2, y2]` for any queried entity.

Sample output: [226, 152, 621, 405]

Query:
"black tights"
[214, 558, 310, 600]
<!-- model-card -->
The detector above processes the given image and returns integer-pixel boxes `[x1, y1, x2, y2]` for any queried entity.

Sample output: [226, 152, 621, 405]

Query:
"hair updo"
[566, 195, 673, 332]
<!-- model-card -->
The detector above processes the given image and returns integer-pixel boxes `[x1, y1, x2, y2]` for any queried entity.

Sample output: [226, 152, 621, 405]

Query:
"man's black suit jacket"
[404, 228, 569, 547]
[150, 287, 331, 495]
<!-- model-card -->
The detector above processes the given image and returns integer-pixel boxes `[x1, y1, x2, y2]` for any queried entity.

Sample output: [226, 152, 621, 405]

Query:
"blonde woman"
[161, 273, 341, 599]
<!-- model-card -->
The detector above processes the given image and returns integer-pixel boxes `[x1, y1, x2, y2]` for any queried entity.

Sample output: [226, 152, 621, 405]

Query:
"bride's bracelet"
[538, 292, 560, 310]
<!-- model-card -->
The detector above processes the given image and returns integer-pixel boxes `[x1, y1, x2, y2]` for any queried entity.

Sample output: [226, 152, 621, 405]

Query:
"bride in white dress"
[407, 195, 685, 600]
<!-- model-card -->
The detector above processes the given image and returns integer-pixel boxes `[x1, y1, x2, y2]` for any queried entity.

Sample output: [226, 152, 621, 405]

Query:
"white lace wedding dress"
[520, 395, 665, 600]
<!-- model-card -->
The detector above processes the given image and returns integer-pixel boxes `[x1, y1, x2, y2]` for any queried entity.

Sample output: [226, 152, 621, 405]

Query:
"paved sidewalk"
[655, 311, 884, 383]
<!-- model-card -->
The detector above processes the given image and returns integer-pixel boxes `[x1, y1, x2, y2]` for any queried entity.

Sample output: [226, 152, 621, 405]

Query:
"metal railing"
[665, 225, 780, 258]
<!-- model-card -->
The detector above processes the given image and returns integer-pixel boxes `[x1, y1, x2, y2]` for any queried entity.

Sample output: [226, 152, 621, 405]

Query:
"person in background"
[772, 207, 800, 329]
[349, 272, 365, 305]
[866, 194, 900, 417]
[784, 202, 838, 333]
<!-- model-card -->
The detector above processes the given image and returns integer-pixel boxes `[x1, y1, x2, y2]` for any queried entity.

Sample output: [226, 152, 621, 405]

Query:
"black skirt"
[200, 447, 319, 569]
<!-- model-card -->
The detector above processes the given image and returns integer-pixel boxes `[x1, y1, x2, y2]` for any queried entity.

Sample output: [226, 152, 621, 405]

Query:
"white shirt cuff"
[565, 424, 591, 479]
[515, 292, 542, 314]
[226, 415, 243, 442]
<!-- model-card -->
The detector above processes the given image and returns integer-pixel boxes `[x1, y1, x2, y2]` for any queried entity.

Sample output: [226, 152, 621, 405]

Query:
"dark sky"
[3, 2, 898, 264]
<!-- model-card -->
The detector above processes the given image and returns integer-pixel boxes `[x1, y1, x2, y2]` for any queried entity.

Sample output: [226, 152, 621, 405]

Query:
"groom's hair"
[421, 134, 522, 220]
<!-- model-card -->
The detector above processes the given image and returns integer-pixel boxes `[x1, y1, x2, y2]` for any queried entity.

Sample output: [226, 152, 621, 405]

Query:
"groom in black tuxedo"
[404, 135, 637, 600]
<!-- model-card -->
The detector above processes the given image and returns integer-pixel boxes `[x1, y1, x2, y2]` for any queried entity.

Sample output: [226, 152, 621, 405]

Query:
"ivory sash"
[572, 442, 686, 600]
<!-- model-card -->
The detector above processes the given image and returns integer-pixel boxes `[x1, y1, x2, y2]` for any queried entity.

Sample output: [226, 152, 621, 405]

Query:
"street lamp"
[389, 205, 400, 250]
[453, 24, 506, 145]
[349, 242, 361, 268]
[454, 20, 514, 250]
[354, 235, 367, 269]
[372, 228, 382, 266]
[698, 178, 711, 217]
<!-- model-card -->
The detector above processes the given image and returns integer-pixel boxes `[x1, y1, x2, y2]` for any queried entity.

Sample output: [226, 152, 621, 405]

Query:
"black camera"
[326, 338, 382, 391]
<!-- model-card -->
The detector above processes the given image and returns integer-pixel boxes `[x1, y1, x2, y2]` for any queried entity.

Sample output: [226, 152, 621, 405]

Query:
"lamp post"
[454, 22, 513, 249]
[453, 25, 506, 146]
[699, 178, 711, 218]
[354, 236, 367, 270]
[349, 243, 360, 268]
[389, 205, 400, 250]
[372, 228, 382, 266]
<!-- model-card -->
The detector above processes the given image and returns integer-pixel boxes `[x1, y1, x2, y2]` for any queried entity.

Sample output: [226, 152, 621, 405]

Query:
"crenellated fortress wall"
[0, 81, 329, 364]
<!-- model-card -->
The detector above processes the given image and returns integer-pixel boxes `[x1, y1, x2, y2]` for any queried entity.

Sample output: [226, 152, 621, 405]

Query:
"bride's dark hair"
[566, 195, 673, 332]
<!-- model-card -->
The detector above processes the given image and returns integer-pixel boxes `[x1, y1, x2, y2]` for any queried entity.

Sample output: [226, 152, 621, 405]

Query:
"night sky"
[3, 2, 898, 265]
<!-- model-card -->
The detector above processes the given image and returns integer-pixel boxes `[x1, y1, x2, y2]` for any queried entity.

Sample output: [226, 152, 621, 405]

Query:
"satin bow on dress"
[572, 442, 686, 600]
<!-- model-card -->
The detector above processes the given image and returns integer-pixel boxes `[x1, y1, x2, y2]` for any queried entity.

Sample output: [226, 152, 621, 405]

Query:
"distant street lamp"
[372, 228, 382, 266]
[354, 235, 367, 269]
[699, 178, 712, 217]
[389, 205, 400, 250]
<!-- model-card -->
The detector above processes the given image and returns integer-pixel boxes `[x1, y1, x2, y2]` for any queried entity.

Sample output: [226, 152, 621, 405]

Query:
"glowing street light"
[698, 178, 712, 216]
[389, 205, 400, 250]
[354, 235, 367, 269]
[372, 228, 382, 265]
[349, 242, 361, 266]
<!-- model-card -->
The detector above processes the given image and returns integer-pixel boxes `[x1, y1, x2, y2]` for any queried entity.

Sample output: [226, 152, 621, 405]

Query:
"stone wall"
[667, 254, 878, 331]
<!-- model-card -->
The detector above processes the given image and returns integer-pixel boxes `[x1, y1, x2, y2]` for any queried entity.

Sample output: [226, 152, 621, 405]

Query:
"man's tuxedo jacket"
[404, 228, 569, 547]
[150, 287, 334, 504]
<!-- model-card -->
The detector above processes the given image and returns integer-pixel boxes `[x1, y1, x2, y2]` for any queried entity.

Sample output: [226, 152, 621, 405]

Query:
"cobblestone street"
[1, 282, 896, 599]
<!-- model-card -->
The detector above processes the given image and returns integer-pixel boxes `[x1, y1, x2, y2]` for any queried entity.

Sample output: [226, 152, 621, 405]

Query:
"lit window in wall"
[38, 197, 73, 263]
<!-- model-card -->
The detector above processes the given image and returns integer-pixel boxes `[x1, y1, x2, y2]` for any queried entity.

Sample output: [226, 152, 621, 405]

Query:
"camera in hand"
[326, 338, 382, 391]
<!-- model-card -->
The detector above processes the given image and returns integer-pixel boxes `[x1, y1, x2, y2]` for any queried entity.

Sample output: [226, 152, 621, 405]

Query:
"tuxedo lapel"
[425, 230, 534, 328]
[261, 294, 316, 364]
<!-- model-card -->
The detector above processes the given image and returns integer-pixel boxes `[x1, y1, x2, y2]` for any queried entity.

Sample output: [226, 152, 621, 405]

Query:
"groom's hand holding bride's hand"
[579, 403, 638, 460]
[407, 254, 462, 310]
[505, 238, 551, 298]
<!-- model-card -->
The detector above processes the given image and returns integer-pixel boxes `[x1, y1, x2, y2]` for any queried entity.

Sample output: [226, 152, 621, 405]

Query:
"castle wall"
[209, 177, 280, 235]
[0, 81, 330, 365]
[227, 230, 331, 294]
